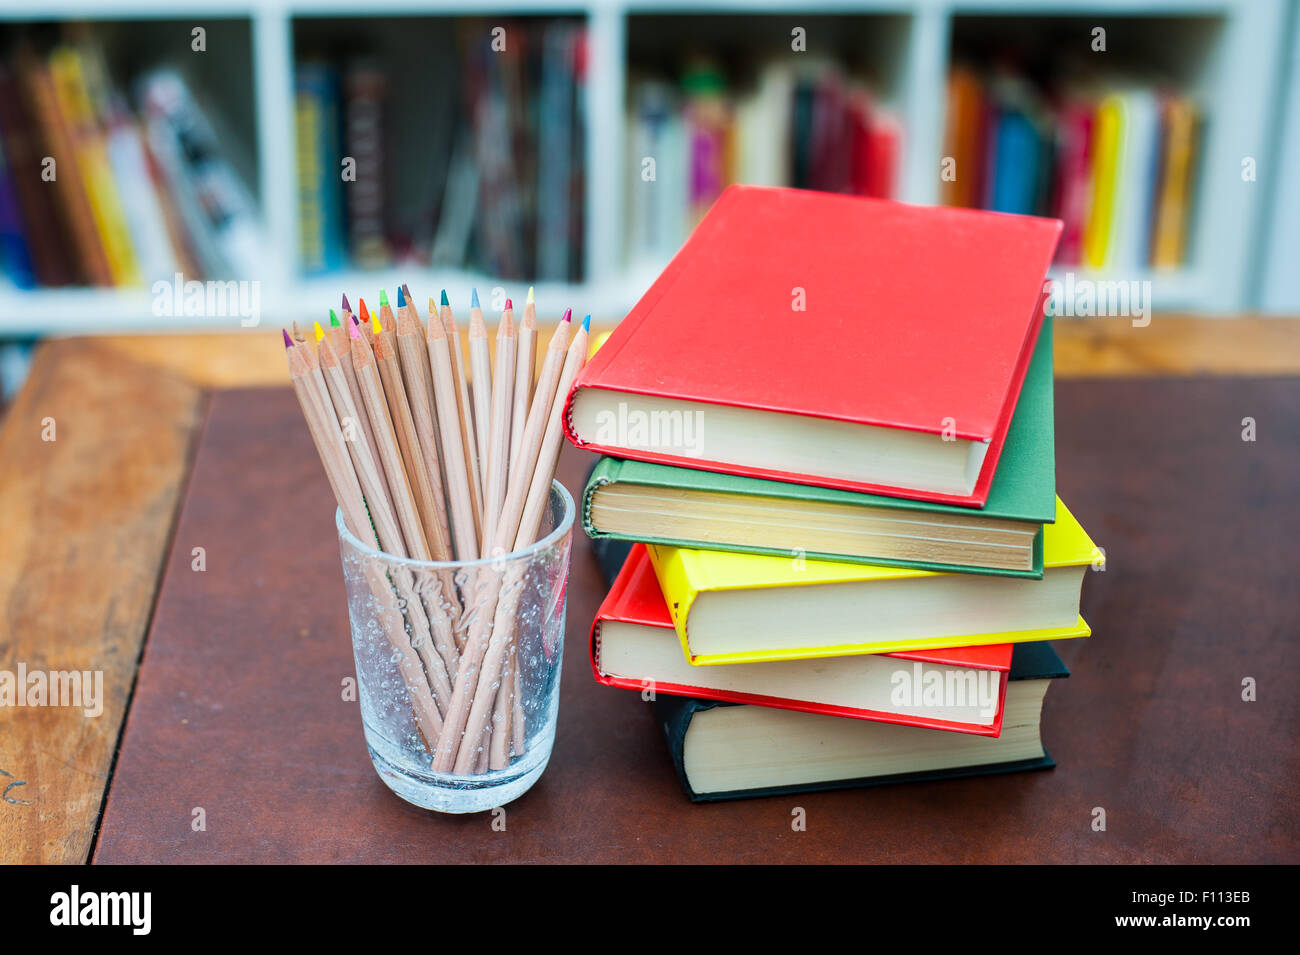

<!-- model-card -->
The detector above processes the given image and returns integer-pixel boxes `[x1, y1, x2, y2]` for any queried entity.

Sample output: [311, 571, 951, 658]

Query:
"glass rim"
[335, 479, 575, 570]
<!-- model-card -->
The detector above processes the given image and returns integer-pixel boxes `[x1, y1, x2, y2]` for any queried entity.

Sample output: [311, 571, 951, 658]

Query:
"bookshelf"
[0, 0, 1292, 334]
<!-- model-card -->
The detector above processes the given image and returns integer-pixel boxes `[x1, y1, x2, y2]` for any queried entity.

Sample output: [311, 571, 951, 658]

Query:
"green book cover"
[582, 317, 1055, 577]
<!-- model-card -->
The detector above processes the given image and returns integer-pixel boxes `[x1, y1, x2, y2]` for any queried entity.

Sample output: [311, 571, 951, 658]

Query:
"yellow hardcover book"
[1082, 96, 1123, 270]
[1150, 97, 1198, 269]
[49, 48, 141, 286]
[648, 497, 1098, 666]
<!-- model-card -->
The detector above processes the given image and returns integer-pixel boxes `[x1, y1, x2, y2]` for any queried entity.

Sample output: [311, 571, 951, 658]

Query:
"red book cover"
[564, 185, 1060, 506]
[590, 544, 1013, 737]
[1053, 101, 1094, 264]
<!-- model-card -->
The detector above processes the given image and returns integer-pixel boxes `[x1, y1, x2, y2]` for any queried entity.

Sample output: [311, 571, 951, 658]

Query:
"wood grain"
[0, 339, 203, 863]
[68, 316, 1300, 388]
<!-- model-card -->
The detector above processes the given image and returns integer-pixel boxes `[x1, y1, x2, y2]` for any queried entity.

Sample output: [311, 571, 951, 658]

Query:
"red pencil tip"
[505, 298, 513, 310]
[282, 329, 293, 349]
[561, 308, 572, 323]
[359, 299, 370, 321]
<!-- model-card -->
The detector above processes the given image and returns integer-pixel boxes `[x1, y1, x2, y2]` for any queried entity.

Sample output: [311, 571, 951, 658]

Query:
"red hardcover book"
[564, 185, 1060, 507]
[591, 544, 1014, 737]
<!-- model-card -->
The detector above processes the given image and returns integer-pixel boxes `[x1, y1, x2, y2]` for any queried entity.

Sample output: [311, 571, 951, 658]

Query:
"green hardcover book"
[582, 319, 1056, 578]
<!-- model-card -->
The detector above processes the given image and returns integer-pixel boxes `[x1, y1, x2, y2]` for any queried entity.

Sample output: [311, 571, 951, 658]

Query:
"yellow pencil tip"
[526, 286, 535, 305]
[372, 314, 382, 335]
[314, 321, 325, 343]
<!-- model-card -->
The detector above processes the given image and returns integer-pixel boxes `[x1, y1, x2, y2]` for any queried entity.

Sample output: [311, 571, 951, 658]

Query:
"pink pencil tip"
[348, 316, 361, 339]
[561, 308, 572, 323]
[282, 329, 293, 349]
[505, 298, 513, 310]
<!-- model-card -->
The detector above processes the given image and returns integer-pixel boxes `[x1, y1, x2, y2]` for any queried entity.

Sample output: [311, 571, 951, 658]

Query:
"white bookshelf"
[0, 0, 1292, 333]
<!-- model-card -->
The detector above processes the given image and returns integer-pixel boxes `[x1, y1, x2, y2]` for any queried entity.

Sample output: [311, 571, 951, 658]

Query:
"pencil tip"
[282, 329, 293, 349]
[372, 312, 382, 335]
[440, 289, 449, 307]
[379, 289, 389, 307]
[329, 308, 340, 327]
[471, 288, 480, 309]
[314, 320, 326, 343]
[341, 292, 351, 313]
[505, 298, 513, 311]
[526, 285, 535, 305]
[561, 307, 571, 323]
[428, 297, 437, 315]
[582, 314, 591, 332]
[396, 285, 405, 308]
[359, 298, 369, 321]
[349, 316, 361, 339]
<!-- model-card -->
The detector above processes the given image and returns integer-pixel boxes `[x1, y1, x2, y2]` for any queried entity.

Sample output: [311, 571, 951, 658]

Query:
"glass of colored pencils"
[284, 286, 589, 812]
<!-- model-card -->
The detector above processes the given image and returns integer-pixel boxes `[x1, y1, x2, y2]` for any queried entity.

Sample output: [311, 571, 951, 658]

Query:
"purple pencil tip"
[561, 308, 572, 323]
[282, 329, 293, 349]
[341, 292, 351, 313]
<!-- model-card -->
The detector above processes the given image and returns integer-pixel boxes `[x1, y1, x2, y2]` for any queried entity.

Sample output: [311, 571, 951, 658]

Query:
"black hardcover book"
[654, 642, 1069, 802]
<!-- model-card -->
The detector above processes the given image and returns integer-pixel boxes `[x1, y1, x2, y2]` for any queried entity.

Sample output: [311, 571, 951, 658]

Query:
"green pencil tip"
[379, 289, 389, 307]
[329, 309, 340, 327]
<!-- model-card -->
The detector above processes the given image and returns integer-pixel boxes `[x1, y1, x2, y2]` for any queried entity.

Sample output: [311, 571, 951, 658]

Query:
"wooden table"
[1, 315, 1297, 864]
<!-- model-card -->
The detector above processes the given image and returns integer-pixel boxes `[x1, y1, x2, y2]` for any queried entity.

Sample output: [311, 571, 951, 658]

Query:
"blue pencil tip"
[440, 289, 449, 307]
[470, 288, 480, 309]
[582, 314, 591, 332]
[396, 286, 405, 308]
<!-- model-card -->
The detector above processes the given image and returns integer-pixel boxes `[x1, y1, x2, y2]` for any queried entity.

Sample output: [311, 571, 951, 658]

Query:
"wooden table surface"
[1, 315, 1297, 864]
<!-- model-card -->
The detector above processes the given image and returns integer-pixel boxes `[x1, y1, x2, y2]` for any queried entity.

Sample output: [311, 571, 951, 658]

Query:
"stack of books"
[564, 185, 1099, 802]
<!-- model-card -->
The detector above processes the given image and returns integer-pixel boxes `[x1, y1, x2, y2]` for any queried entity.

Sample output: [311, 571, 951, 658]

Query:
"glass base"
[364, 722, 554, 814]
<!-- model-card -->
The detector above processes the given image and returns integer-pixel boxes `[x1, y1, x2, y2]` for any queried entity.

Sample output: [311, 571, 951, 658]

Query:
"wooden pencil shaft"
[374, 335, 447, 564]
[441, 304, 484, 537]
[481, 316, 516, 553]
[509, 312, 537, 474]
[353, 339, 431, 561]
[469, 312, 493, 517]
[396, 319, 454, 562]
[321, 335, 389, 515]
[426, 323, 480, 562]
[320, 359, 405, 555]
[489, 320, 572, 558]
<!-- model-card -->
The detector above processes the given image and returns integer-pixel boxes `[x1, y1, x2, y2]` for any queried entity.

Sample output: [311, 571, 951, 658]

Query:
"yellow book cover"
[1082, 96, 1123, 270]
[1150, 97, 1198, 269]
[648, 497, 1098, 666]
[49, 48, 141, 286]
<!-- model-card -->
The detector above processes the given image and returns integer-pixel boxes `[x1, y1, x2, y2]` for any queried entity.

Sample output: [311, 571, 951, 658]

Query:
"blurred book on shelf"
[941, 64, 1201, 271]
[294, 19, 587, 283]
[0, 38, 265, 290]
[625, 59, 900, 269]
